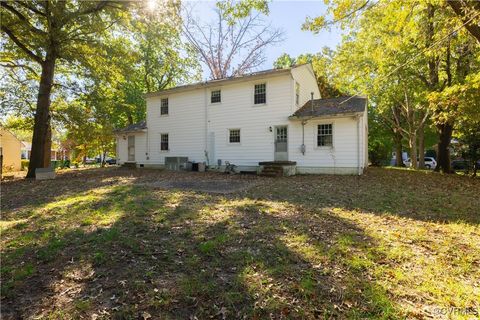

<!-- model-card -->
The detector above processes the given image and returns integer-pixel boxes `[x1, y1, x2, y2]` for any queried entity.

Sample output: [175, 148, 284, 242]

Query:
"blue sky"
[185, 1, 342, 76]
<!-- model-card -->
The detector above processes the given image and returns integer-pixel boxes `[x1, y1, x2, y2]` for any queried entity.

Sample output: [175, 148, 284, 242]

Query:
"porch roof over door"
[289, 96, 367, 120]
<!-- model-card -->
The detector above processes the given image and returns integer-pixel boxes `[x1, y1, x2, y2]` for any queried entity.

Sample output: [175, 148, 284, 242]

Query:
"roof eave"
[289, 111, 364, 120]
[145, 68, 292, 98]
[114, 128, 147, 134]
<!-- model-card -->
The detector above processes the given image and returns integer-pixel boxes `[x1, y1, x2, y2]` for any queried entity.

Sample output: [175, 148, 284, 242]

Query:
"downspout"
[301, 92, 314, 155]
[356, 114, 361, 175]
[146, 122, 149, 163]
[301, 120, 306, 155]
[204, 87, 208, 165]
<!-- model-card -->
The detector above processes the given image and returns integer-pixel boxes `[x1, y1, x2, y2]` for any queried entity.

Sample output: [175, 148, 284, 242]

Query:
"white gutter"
[146, 123, 149, 163]
[145, 69, 291, 98]
[204, 87, 208, 164]
[289, 112, 364, 121]
[356, 114, 361, 175]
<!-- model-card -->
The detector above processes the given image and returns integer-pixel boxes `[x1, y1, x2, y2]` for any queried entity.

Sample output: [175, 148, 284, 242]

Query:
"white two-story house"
[115, 64, 368, 175]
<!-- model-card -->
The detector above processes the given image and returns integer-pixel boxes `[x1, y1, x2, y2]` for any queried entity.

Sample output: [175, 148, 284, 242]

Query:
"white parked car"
[404, 157, 437, 169]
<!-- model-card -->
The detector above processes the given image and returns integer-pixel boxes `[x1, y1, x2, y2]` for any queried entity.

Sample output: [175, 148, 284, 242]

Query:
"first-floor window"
[161, 133, 169, 151]
[229, 129, 240, 143]
[317, 124, 333, 147]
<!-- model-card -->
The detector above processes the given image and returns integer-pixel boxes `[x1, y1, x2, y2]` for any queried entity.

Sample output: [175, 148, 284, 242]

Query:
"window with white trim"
[295, 82, 300, 105]
[254, 83, 266, 104]
[160, 98, 169, 115]
[317, 124, 333, 147]
[211, 90, 221, 103]
[160, 133, 169, 151]
[229, 129, 240, 143]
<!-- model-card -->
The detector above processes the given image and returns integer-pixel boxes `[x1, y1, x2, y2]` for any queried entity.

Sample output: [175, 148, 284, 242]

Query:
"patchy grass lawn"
[1, 167, 479, 319]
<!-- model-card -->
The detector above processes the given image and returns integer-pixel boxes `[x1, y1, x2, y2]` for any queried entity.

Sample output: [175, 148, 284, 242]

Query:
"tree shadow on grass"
[1, 167, 146, 220]
[1, 182, 401, 319]
[249, 168, 480, 225]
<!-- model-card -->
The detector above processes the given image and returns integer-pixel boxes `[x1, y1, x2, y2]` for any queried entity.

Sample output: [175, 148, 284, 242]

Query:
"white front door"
[127, 135, 135, 161]
[274, 126, 288, 161]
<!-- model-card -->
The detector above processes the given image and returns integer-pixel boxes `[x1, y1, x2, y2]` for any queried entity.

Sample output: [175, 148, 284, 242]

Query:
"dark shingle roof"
[115, 121, 147, 133]
[291, 96, 367, 118]
[144, 65, 310, 98]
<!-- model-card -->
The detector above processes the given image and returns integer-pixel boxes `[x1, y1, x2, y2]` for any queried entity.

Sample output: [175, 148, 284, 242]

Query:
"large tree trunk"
[43, 124, 52, 166]
[435, 122, 454, 173]
[102, 149, 107, 167]
[394, 130, 404, 167]
[418, 124, 425, 169]
[26, 56, 56, 178]
[409, 134, 418, 169]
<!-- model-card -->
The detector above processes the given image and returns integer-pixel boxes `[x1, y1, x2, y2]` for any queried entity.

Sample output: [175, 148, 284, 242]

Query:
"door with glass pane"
[128, 135, 135, 161]
[274, 126, 288, 161]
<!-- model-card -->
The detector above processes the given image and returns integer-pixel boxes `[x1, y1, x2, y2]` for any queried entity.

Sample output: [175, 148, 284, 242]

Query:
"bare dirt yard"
[1, 167, 479, 319]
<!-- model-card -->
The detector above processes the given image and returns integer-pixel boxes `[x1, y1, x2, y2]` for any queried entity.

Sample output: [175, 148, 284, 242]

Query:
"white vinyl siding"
[146, 89, 206, 164]
[208, 75, 291, 165]
[116, 133, 147, 165]
[289, 117, 362, 168]
[291, 65, 321, 111]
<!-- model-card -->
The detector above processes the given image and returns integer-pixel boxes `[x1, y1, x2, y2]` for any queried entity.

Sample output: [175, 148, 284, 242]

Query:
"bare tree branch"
[183, 7, 284, 79]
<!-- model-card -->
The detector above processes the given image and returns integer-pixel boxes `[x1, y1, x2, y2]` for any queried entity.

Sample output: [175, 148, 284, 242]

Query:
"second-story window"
[211, 90, 221, 103]
[160, 98, 169, 115]
[254, 83, 266, 104]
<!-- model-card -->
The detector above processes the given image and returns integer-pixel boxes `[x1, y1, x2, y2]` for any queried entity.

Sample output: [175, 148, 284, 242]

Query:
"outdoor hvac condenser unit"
[165, 157, 188, 171]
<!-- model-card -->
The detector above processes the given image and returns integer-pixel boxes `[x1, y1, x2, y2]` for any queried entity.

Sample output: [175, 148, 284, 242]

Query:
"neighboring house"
[21, 141, 31, 160]
[0, 127, 22, 172]
[115, 64, 368, 174]
[390, 151, 408, 166]
[21, 141, 67, 161]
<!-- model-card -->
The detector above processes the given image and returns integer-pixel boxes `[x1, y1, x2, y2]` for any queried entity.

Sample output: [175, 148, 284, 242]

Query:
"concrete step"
[263, 166, 283, 172]
[260, 166, 284, 177]
[122, 162, 137, 169]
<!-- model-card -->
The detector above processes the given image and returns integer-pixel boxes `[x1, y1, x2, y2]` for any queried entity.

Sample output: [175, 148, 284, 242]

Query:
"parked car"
[451, 159, 469, 171]
[452, 159, 480, 172]
[84, 158, 96, 164]
[105, 158, 117, 165]
[403, 157, 437, 169]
